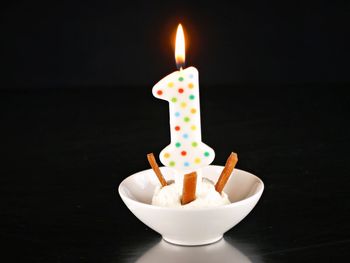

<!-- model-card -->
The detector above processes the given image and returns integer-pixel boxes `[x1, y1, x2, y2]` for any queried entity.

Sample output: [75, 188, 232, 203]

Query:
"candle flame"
[175, 24, 185, 69]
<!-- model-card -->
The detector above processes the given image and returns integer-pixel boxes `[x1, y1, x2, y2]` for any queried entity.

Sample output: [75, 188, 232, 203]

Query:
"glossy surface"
[1, 86, 349, 262]
[119, 166, 263, 245]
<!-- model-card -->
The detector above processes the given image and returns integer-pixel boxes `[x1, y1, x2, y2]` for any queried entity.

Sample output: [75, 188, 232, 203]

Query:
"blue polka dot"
[189, 74, 194, 79]
[182, 133, 189, 139]
[175, 112, 180, 117]
[184, 162, 190, 167]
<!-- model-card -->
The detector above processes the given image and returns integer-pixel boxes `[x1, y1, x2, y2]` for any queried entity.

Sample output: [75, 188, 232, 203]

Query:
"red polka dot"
[175, 126, 180, 131]
[181, 151, 187, 156]
[178, 88, 184, 93]
[157, 90, 163, 95]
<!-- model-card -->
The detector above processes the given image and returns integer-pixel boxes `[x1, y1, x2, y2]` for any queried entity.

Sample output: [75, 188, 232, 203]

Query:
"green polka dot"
[204, 151, 210, 157]
[169, 161, 175, 167]
[175, 142, 181, 148]
[189, 95, 195, 100]
[184, 117, 190, 122]
[178, 76, 184, 82]
[192, 142, 198, 147]
[171, 97, 177, 103]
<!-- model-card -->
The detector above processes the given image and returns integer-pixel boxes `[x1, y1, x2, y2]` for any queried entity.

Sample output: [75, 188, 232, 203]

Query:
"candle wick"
[176, 61, 185, 71]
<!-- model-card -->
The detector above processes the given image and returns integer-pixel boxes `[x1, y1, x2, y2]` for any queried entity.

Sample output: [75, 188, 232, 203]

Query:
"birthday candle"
[152, 24, 215, 172]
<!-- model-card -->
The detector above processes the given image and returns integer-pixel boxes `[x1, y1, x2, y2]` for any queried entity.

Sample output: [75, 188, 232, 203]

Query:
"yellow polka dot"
[168, 82, 174, 88]
[195, 158, 201, 164]
[164, 153, 170, 158]
[191, 125, 197, 130]
[190, 108, 196, 114]
[188, 83, 194, 89]
[181, 102, 187, 108]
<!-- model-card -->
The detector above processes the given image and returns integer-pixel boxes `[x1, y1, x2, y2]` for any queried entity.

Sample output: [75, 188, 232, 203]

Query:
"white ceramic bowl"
[118, 165, 264, 246]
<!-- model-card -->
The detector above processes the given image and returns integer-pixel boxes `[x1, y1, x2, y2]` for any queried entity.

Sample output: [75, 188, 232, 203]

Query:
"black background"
[1, 1, 350, 262]
[1, 0, 349, 87]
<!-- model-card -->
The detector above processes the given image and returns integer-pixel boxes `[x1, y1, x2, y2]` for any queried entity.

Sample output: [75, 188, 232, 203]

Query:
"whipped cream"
[152, 178, 231, 208]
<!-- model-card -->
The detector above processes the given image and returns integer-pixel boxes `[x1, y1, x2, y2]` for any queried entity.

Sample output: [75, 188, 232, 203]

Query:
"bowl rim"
[118, 165, 264, 211]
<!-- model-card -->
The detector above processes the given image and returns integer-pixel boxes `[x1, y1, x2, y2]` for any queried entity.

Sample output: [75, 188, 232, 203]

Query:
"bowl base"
[163, 235, 223, 246]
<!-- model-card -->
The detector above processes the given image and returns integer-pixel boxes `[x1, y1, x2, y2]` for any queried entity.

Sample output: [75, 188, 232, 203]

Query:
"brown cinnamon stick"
[215, 152, 238, 193]
[147, 153, 167, 187]
[181, 172, 197, 205]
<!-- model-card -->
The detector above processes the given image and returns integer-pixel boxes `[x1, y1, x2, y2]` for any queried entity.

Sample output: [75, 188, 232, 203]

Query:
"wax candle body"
[152, 66, 215, 172]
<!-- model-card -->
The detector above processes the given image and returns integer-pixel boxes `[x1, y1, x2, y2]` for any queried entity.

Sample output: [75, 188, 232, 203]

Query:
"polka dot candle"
[152, 66, 215, 171]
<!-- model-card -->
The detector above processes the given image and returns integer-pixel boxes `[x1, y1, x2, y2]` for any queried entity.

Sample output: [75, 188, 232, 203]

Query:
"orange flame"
[175, 24, 185, 69]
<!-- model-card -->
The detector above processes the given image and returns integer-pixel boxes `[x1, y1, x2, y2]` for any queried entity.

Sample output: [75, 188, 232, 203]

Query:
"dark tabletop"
[1, 85, 349, 262]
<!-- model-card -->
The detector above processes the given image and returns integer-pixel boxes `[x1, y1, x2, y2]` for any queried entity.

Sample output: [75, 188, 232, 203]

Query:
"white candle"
[152, 24, 215, 173]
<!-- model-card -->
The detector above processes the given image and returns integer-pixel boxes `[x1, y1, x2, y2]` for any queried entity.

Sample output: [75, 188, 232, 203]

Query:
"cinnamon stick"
[215, 152, 238, 193]
[181, 172, 197, 205]
[147, 153, 167, 187]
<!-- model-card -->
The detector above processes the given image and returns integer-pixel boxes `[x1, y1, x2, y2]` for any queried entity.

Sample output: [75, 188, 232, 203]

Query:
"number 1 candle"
[152, 24, 215, 172]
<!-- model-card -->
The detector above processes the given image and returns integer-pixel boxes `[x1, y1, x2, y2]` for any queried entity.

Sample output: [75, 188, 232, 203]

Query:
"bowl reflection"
[135, 238, 252, 263]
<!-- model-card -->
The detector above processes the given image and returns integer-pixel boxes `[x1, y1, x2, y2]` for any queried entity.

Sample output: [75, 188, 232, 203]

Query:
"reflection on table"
[134, 238, 260, 263]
